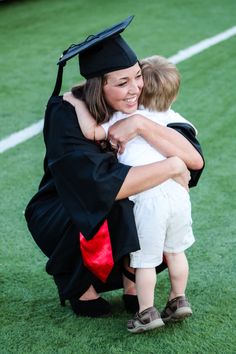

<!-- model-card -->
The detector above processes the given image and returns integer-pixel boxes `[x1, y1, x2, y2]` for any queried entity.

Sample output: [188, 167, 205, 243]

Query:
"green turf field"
[1, 0, 236, 353]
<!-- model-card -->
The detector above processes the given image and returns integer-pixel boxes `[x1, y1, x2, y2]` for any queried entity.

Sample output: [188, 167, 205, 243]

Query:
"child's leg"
[135, 268, 156, 312]
[127, 268, 164, 333]
[164, 251, 189, 300]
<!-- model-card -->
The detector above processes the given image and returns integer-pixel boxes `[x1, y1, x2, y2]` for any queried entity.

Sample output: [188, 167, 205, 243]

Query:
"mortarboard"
[52, 15, 137, 96]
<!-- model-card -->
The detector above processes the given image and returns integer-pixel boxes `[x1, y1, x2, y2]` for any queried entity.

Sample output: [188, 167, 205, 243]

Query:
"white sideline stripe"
[169, 26, 236, 64]
[0, 119, 44, 153]
[1, 25, 236, 154]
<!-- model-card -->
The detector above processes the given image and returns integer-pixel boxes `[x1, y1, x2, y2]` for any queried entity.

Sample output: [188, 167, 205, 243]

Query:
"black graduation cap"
[52, 16, 137, 96]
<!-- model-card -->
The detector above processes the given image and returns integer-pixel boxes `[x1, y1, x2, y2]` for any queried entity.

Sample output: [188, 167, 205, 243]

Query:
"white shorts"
[129, 179, 195, 268]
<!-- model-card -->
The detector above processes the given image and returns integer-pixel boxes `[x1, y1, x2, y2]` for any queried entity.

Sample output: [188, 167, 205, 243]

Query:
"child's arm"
[63, 92, 106, 141]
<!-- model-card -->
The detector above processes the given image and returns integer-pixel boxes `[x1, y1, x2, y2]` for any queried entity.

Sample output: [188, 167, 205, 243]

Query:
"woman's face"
[103, 63, 143, 114]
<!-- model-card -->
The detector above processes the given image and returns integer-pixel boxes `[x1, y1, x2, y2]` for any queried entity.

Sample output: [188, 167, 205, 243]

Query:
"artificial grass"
[1, 0, 236, 353]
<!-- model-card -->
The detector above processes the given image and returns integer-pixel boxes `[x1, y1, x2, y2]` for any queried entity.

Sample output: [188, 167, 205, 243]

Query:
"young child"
[64, 55, 198, 333]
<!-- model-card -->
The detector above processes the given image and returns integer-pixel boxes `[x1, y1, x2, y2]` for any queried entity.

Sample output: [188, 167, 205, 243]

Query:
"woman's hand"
[170, 156, 191, 191]
[108, 115, 140, 154]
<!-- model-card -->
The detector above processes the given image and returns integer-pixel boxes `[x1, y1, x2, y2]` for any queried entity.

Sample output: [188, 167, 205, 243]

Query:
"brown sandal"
[161, 296, 192, 323]
[127, 306, 164, 333]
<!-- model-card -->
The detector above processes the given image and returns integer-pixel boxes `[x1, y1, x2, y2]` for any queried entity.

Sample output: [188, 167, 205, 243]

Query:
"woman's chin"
[122, 105, 138, 114]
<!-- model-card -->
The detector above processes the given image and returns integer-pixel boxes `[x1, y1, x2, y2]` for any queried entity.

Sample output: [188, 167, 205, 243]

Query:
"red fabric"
[79, 220, 114, 283]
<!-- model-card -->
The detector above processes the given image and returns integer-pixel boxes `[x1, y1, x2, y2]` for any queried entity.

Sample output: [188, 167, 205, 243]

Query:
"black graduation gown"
[25, 96, 204, 301]
[25, 96, 140, 301]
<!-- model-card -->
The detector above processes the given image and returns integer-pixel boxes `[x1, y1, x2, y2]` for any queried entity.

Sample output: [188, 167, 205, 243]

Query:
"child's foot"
[161, 296, 192, 323]
[127, 306, 164, 333]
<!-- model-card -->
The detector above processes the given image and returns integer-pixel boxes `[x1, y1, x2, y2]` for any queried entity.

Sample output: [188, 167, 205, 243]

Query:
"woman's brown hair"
[71, 76, 115, 124]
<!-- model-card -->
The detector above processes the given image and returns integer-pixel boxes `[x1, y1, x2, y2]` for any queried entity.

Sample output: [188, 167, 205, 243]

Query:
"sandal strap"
[164, 296, 190, 314]
[135, 306, 159, 324]
[122, 266, 136, 283]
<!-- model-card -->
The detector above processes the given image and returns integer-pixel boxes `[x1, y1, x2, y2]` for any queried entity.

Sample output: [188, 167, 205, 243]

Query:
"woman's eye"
[118, 82, 127, 87]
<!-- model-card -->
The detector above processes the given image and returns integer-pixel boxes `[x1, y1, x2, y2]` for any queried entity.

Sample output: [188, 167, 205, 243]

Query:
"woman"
[25, 16, 204, 317]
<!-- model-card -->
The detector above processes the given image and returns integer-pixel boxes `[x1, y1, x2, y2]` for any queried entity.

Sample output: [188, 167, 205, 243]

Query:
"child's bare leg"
[135, 268, 156, 312]
[164, 251, 189, 300]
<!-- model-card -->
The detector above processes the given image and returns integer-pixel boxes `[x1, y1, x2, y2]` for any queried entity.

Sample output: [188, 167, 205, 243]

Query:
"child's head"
[139, 55, 180, 111]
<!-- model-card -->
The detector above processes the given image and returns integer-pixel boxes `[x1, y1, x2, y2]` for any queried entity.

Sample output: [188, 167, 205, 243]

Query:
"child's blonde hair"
[139, 55, 180, 111]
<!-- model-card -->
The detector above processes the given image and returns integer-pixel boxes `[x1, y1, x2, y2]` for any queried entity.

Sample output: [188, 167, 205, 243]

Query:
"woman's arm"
[63, 92, 106, 141]
[116, 156, 190, 199]
[108, 114, 204, 170]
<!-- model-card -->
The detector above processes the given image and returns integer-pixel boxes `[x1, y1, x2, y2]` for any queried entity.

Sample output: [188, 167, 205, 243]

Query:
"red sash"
[79, 220, 114, 283]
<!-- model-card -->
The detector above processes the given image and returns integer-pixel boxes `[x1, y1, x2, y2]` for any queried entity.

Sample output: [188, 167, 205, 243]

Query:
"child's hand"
[63, 92, 81, 107]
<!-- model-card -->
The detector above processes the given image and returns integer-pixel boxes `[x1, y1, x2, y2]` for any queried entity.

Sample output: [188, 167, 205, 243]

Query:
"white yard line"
[1, 25, 236, 154]
[0, 119, 44, 153]
[169, 26, 236, 64]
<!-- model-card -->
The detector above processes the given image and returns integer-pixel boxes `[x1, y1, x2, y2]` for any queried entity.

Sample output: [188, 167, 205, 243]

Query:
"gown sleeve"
[167, 122, 205, 187]
[44, 96, 131, 240]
